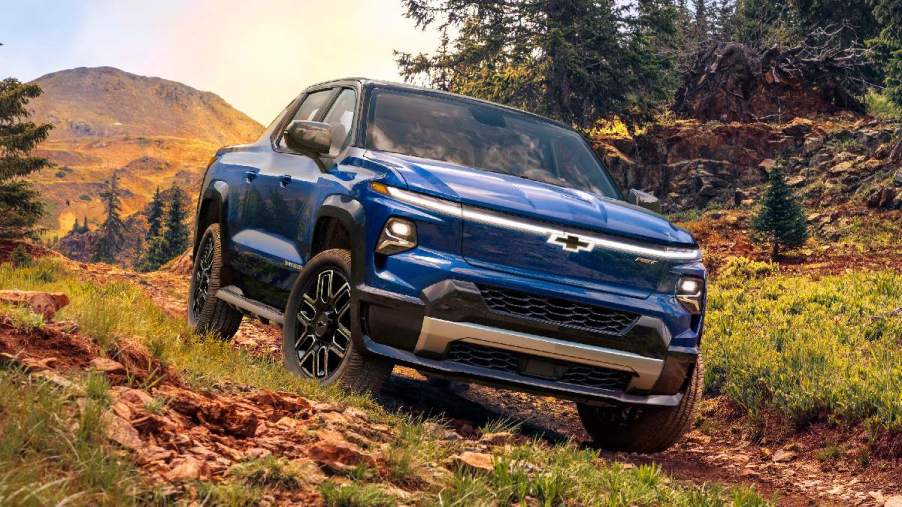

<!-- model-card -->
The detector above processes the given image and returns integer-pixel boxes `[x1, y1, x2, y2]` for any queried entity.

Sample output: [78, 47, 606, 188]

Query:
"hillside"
[27, 67, 263, 236]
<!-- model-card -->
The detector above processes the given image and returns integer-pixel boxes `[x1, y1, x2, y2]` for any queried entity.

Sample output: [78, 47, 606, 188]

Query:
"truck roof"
[304, 77, 571, 129]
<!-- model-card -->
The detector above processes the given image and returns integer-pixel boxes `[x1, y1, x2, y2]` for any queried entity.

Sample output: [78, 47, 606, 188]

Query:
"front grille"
[446, 342, 631, 391]
[478, 285, 639, 336]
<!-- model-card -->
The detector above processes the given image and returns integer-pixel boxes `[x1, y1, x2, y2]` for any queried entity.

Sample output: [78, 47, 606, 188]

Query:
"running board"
[216, 285, 285, 326]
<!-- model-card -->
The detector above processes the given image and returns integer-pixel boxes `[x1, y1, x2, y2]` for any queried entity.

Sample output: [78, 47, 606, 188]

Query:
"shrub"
[9, 244, 31, 268]
[704, 269, 902, 434]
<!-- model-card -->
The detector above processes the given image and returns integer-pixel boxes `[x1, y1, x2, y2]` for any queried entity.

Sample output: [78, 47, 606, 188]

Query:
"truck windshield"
[364, 88, 620, 199]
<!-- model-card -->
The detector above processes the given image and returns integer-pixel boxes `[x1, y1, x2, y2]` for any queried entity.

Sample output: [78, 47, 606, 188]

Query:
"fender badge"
[635, 257, 657, 265]
[283, 260, 303, 271]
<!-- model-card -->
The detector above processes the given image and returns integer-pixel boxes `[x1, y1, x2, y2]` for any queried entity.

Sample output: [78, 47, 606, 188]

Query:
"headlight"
[676, 276, 704, 314]
[376, 217, 417, 255]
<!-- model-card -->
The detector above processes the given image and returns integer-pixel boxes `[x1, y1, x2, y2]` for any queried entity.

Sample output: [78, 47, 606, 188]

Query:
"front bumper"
[352, 278, 700, 408]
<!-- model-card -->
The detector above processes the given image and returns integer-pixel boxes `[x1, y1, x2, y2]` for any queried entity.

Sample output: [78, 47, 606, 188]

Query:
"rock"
[104, 413, 142, 450]
[90, 357, 126, 374]
[450, 451, 494, 473]
[772, 449, 797, 462]
[867, 491, 884, 505]
[166, 456, 206, 482]
[308, 430, 374, 472]
[782, 118, 813, 138]
[803, 136, 824, 154]
[828, 161, 856, 175]
[32, 370, 76, 389]
[759, 159, 777, 172]
[479, 432, 517, 446]
[786, 175, 806, 187]
[886, 495, 902, 507]
[863, 158, 883, 171]
[894, 169, 902, 187]
[867, 187, 898, 209]
[0, 290, 69, 320]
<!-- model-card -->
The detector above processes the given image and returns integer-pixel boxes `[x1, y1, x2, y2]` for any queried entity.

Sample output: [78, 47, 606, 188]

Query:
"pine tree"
[92, 174, 126, 263]
[0, 78, 53, 238]
[870, 0, 902, 106]
[81, 216, 89, 233]
[145, 186, 165, 241]
[396, 0, 680, 131]
[752, 168, 808, 260]
[161, 184, 189, 260]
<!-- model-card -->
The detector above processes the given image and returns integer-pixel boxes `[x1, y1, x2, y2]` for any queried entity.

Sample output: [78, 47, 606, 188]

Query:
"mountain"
[30, 66, 261, 145]
[27, 67, 263, 237]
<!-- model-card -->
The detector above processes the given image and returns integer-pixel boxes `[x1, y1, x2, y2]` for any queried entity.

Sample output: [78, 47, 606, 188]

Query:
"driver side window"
[278, 89, 334, 151]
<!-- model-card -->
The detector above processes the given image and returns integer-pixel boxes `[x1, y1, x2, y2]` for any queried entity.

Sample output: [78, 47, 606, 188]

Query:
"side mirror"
[627, 188, 661, 213]
[283, 120, 332, 155]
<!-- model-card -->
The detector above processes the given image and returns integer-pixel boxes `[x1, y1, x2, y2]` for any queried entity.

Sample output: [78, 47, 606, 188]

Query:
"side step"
[216, 285, 285, 326]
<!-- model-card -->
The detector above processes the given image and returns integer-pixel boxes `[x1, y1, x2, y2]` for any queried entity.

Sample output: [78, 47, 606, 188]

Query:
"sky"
[0, 0, 441, 123]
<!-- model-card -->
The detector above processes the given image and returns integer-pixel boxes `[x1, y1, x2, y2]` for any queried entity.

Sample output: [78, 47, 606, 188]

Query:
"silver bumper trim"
[415, 317, 663, 390]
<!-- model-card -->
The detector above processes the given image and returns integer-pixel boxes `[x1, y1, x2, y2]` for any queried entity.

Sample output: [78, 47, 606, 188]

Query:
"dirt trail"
[80, 262, 899, 506]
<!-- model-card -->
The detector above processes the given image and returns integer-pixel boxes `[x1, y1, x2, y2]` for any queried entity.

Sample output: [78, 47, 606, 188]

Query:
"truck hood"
[366, 151, 695, 247]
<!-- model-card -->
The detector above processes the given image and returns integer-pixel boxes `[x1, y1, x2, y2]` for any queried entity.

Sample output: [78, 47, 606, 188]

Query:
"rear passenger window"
[321, 88, 357, 156]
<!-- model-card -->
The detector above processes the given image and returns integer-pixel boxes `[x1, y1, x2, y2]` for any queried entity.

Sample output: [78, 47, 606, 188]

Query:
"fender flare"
[193, 180, 230, 258]
[316, 194, 367, 286]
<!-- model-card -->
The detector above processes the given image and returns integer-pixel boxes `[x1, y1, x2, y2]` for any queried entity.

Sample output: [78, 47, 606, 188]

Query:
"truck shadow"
[376, 367, 573, 445]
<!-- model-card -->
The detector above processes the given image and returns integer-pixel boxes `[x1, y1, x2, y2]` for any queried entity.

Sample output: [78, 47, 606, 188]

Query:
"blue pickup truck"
[188, 79, 706, 452]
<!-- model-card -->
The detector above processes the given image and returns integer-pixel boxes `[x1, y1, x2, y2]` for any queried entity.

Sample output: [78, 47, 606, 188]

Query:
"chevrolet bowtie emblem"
[548, 233, 593, 253]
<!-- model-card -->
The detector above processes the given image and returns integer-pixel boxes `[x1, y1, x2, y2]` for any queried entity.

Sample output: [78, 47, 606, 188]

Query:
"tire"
[282, 248, 393, 394]
[187, 223, 242, 340]
[577, 359, 703, 453]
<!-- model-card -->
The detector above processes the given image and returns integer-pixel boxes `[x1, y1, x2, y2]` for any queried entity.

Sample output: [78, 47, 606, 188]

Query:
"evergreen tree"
[870, 0, 902, 105]
[145, 186, 164, 241]
[752, 168, 808, 260]
[92, 175, 126, 263]
[0, 78, 53, 238]
[81, 216, 89, 233]
[161, 184, 189, 260]
[396, 0, 681, 130]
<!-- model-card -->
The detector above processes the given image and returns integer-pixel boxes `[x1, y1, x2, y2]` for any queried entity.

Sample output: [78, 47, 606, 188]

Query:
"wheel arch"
[312, 194, 366, 285]
[193, 181, 230, 259]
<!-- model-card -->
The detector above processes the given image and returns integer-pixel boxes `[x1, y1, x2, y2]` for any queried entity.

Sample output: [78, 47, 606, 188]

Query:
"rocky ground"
[30, 254, 888, 506]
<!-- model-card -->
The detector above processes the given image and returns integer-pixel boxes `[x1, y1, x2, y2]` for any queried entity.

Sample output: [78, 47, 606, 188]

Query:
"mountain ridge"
[29, 66, 262, 145]
[25, 66, 264, 237]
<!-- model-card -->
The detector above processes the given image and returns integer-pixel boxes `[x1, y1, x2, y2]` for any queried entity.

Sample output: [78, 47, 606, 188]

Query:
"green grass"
[432, 443, 773, 506]
[0, 368, 145, 506]
[0, 257, 776, 505]
[864, 90, 902, 120]
[705, 257, 902, 433]
[0, 258, 355, 403]
[320, 480, 397, 507]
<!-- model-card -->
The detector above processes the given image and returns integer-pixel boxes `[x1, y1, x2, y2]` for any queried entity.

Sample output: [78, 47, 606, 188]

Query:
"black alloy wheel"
[293, 267, 352, 380]
[190, 234, 215, 321]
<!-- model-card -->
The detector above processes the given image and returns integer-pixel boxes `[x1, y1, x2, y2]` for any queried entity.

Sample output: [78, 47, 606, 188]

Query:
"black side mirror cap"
[283, 120, 332, 155]
[627, 188, 661, 213]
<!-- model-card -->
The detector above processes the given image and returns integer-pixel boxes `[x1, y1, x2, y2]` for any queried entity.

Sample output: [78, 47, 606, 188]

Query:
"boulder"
[0, 290, 69, 320]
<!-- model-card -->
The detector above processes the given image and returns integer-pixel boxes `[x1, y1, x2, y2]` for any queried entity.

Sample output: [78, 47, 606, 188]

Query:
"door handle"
[244, 170, 259, 183]
[280, 174, 292, 188]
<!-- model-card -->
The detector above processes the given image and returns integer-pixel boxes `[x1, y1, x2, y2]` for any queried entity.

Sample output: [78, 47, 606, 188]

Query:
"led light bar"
[370, 183, 701, 261]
